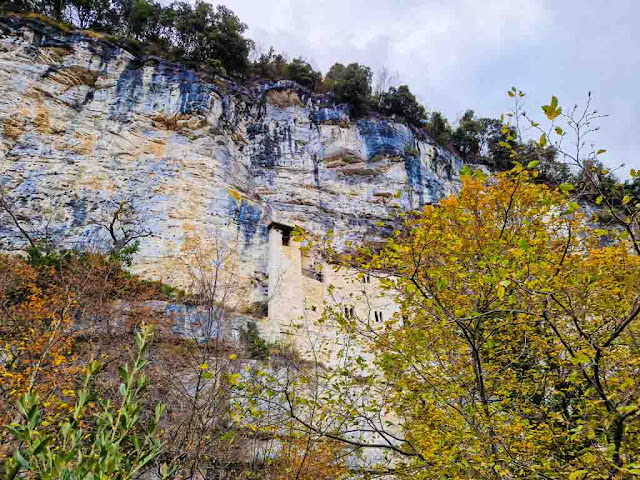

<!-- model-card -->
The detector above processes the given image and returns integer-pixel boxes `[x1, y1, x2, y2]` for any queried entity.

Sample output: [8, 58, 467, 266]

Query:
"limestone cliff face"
[0, 17, 463, 305]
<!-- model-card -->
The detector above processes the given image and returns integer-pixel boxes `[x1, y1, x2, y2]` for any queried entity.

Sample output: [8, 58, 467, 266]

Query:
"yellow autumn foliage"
[324, 167, 640, 478]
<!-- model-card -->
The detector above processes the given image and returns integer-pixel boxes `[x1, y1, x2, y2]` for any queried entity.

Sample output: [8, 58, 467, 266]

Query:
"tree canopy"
[243, 165, 640, 478]
[378, 84, 427, 127]
[324, 62, 373, 117]
[2, 0, 254, 75]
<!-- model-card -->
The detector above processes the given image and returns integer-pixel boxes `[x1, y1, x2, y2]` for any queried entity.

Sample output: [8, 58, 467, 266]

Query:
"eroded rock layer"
[0, 17, 463, 304]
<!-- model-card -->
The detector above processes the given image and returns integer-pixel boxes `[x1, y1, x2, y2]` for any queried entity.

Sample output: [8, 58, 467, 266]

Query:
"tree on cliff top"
[171, 2, 252, 76]
[378, 84, 427, 127]
[3, 0, 254, 76]
[251, 49, 322, 90]
[324, 62, 373, 117]
[424, 110, 452, 146]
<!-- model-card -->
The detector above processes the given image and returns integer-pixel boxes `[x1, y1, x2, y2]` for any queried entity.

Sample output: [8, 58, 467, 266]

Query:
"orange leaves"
[0, 258, 78, 428]
[0, 252, 169, 430]
[274, 438, 347, 480]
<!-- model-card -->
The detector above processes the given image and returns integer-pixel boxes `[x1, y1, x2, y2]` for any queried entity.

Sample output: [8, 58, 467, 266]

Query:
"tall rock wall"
[0, 17, 464, 324]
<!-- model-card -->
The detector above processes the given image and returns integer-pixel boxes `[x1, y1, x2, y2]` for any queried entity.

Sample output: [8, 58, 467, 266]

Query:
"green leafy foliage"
[5, 0, 253, 76]
[324, 62, 373, 117]
[423, 110, 452, 146]
[450, 109, 514, 170]
[285, 58, 322, 91]
[239, 322, 275, 360]
[4, 324, 176, 479]
[377, 85, 427, 127]
[171, 2, 251, 76]
[251, 48, 322, 90]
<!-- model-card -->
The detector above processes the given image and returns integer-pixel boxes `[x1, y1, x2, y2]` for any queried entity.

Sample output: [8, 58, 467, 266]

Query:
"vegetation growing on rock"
[4, 1, 632, 192]
[2, 5, 640, 477]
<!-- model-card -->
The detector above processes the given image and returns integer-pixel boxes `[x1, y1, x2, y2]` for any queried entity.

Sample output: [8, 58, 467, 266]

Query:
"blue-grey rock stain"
[68, 197, 88, 227]
[113, 60, 144, 118]
[404, 152, 424, 206]
[357, 119, 413, 160]
[311, 105, 349, 125]
[228, 195, 262, 247]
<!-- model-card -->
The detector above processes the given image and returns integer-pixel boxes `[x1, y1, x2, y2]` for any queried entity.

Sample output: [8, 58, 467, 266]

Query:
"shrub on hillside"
[3, 0, 253, 76]
[286, 58, 322, 91]
[378, 84, 427, 127]
[424, 110, 452, 147]
[251, 49, 322, 90]
[324, 62, 372, 116]
[4, 325, 176, 480]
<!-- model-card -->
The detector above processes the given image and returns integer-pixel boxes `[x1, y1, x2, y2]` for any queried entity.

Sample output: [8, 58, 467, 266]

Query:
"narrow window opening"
[269, 222, 293, 247]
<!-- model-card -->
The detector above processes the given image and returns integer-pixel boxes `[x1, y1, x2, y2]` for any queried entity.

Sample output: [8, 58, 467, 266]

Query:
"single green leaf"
[539, 133, 547, 147]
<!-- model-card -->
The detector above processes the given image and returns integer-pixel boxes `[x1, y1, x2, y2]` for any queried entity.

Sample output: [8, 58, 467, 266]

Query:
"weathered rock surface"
[0, 16, 464, 304]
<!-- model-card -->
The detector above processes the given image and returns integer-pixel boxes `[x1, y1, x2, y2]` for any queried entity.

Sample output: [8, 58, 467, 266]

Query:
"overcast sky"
[224, 0, 639, 177]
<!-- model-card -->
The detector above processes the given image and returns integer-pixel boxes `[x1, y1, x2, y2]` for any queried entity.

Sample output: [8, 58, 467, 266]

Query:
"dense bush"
[2, 0, 253, 76]
[377, 84, 427, 127]
[251, 48, 322, 90]
[5, 325, 175, 480]
[286, 57, 322, 90]
[448, 109, 513, 170]
[171, 2, 251, 75]
[324, 62, 372, 117]
[423, 111, 452, 146]
[239, 321, 275, 360]
[252, 47, 287, 80]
